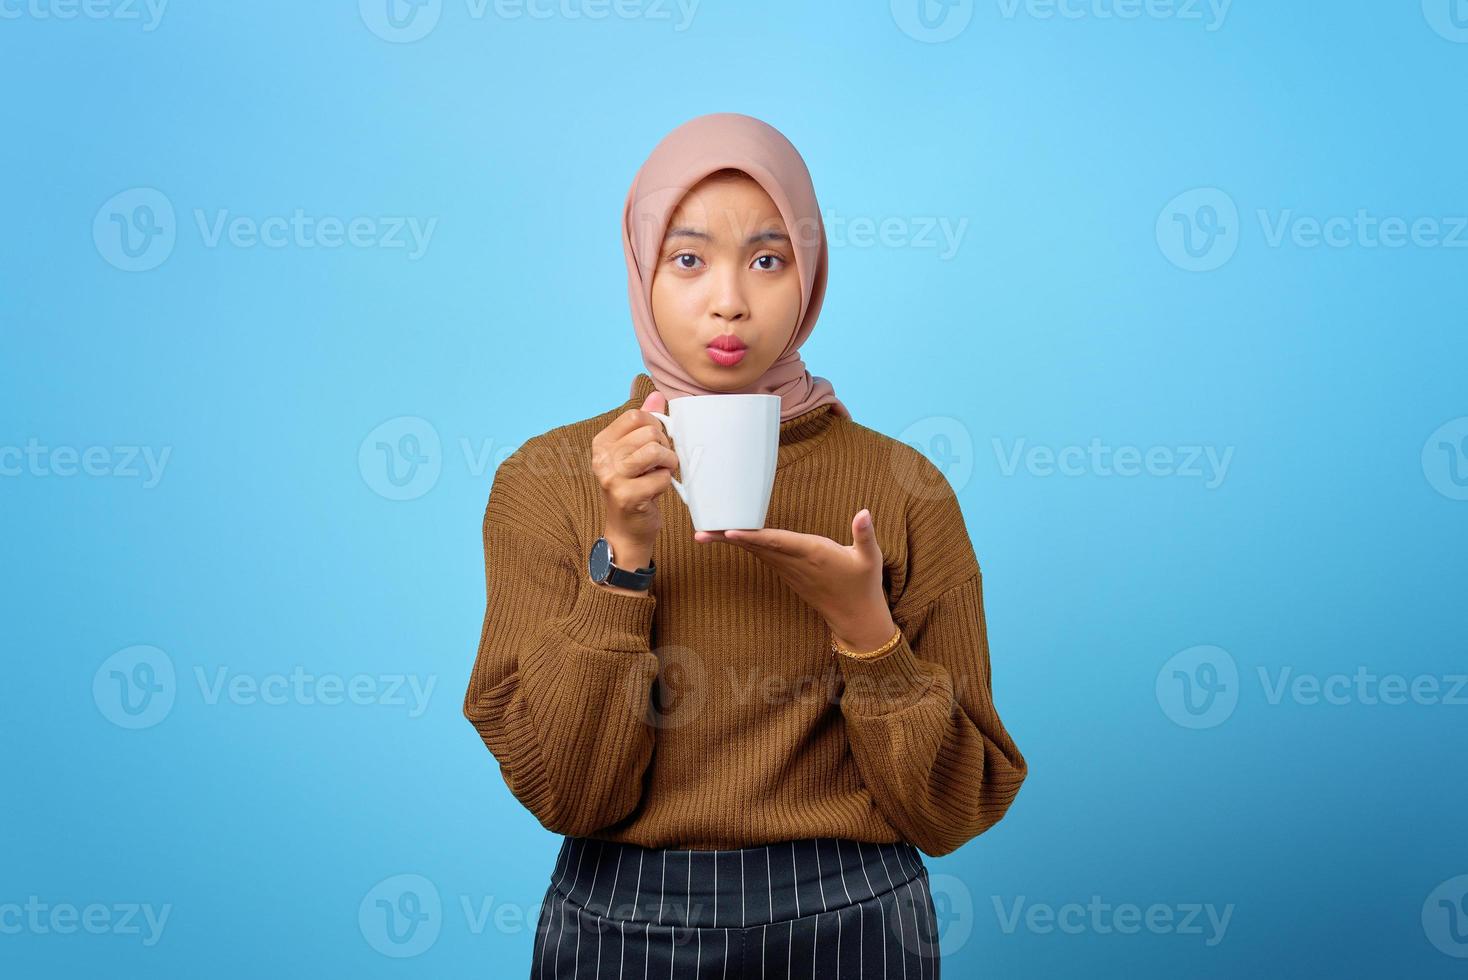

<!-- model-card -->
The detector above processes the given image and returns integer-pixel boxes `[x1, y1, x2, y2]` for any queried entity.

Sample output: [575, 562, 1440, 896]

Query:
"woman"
[463, 112, 1027, 978]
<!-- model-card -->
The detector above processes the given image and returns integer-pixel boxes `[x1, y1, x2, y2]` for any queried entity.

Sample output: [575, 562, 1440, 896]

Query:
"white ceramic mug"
[649, 393, 781, 531]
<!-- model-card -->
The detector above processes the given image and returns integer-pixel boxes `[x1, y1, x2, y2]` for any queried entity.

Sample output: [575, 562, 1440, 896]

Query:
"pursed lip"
[707, 334, 747, 352]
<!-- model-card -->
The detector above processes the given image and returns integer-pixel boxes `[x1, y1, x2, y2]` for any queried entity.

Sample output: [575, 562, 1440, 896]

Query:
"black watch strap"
[588, 536, 655, 591]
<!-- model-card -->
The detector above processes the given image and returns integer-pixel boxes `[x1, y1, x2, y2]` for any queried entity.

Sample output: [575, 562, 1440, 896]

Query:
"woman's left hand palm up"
[695, 508, 897, 652]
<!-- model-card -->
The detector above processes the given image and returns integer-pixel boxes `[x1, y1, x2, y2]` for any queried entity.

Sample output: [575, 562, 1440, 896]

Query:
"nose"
[709, 264, 749, 322]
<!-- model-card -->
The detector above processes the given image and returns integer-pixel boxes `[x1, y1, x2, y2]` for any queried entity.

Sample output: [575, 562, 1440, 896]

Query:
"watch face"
[588, 536, 611, 582]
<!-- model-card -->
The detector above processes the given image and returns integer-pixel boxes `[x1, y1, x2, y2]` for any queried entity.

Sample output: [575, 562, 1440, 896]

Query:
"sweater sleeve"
[462, 452, 661, 838]
[835, 481, 1028, 857]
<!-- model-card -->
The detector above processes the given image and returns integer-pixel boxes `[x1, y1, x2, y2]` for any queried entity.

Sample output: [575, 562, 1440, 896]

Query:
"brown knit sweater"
[463, 372, 1027, 856]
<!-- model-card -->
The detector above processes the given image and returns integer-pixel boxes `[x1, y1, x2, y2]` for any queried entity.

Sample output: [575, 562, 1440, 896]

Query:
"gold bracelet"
[830, 624, 903, 660]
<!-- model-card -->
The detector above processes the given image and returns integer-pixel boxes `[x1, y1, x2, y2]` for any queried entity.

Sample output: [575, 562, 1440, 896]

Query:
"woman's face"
[650, 171, 802, 391]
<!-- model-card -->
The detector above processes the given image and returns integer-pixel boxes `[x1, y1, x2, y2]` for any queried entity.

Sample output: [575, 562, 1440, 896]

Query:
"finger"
[599, 391, 672, 444]
[722, 527, 815, 558]
[851, 508, 882, 560]
[618, 420, 672, 453]
[698, 533, 773, 564]
[609, 467, 674, 511]
[607, 440, 679, 480]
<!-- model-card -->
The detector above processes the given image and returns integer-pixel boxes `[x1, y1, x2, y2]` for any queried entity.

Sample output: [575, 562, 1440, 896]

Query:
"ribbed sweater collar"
[624, 372, 839, 469]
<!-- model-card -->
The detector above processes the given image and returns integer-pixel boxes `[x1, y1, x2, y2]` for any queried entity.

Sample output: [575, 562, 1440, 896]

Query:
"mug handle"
[647, 412, 688, 505]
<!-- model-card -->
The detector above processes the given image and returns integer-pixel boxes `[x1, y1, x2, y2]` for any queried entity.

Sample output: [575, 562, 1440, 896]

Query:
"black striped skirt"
[530, 834, 941, 978]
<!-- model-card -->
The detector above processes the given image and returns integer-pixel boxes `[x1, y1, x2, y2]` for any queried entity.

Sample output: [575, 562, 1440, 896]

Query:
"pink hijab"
[622, 112, 851, 422]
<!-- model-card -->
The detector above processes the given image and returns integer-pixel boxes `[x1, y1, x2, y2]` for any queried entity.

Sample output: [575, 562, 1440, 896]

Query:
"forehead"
[666, 173, 786, 239]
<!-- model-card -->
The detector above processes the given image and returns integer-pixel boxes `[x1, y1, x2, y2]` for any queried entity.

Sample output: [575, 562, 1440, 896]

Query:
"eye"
[752, 254, 786, 272]
[671, 252, 704, 270]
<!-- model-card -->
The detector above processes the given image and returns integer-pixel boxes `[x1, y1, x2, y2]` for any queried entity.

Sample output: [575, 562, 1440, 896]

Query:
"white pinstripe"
[541, 842, 573, 980]
[576, 841, 604, 977]
[862, 844, 888, 977]
[893, 848, 919, 978]
[875, 846, 907, 980]
[714, 850, 729, 980]
[789, 842, 799, 980]
[923, 873, 941, 976]
[554, 840, 588, 980]
[763, 848, 772, 978]
[532, 892, 551, 980]
[658, 851, 666, 924]
[631, 851, 643, 980]
[672, 850, 688, 980]
[534, 843, 570, 980]
[812, 840, 828, 978]
[834, 841, 854, 974]
[621, 850, 643, 979]
[766, 848, 773, 922]
[903, 878, 925, 980]
[599, 846, 624, 979]
[790, 842, 800, 918]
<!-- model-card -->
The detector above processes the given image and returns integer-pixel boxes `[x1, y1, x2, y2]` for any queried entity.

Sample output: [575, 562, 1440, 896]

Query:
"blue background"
[4, 0, 1467, 976]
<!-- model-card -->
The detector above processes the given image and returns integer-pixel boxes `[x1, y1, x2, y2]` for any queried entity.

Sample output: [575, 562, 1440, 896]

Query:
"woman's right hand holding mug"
[589, 390, 679, 590]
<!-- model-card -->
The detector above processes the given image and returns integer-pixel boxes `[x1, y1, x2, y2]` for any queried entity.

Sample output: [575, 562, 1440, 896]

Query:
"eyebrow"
[665, 226, 791, 247]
